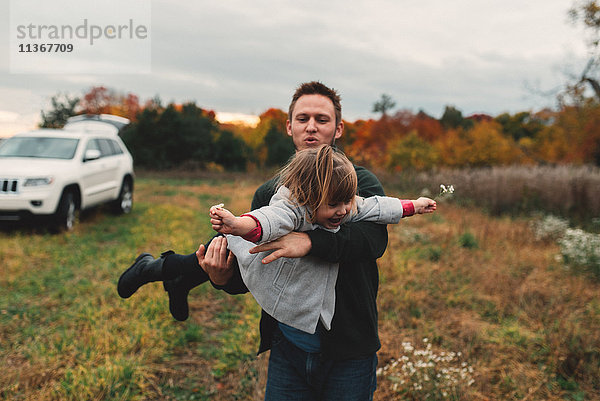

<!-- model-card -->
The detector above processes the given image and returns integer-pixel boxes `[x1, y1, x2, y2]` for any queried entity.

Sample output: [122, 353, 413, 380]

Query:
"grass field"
[1, 173, 598, 400]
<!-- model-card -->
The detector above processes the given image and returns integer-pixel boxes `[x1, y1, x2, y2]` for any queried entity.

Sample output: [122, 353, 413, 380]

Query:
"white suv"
[0, 114, 134, 231]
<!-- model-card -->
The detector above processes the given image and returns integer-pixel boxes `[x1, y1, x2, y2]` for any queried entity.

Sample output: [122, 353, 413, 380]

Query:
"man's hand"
[249, 231, 311, 264]
[196, 236, 236, 286]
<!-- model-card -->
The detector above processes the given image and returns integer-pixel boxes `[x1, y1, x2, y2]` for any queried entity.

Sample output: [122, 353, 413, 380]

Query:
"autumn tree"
[341, 119, 376, 165]
[408, 110, 445, 142]
[541, 104, 600, 164]
[120, 93, 141, 122]
[530, 124, 572, 163]
[247, 108, 289, 167]
[79, 86, 141, 121]
[386, 131, 438, 171]
[79, 86, 113, 114]
[436, 121, 524, 167]
[39, 93, 79, 128]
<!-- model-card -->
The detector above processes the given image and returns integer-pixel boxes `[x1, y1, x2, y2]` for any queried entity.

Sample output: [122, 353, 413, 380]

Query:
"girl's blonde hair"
[278, 145, 357, 222]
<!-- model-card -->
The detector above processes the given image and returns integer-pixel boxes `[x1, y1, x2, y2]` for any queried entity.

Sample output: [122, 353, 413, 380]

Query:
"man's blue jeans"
[264, 329, 378, 401]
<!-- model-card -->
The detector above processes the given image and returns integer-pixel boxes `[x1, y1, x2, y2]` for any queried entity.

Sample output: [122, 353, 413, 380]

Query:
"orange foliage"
[552, 105, 600, 164]
[73, 85, 600, 169]
[236, 108, 288, 165]
[435, 121, 524, 167]
[407, 111, 444, 142]
[342, 118, 378, 165]
[79, 86, 141, 122]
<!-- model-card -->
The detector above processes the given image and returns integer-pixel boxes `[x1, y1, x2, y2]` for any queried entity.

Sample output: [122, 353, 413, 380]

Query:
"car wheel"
[52, 190, 77, 232]
[113, 179, 133, 214]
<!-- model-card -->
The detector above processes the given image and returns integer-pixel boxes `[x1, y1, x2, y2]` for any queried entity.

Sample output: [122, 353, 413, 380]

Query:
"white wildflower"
[559, 228, 600, 275]
[531, 215, 569, 241]
[435, 184, 455, 200]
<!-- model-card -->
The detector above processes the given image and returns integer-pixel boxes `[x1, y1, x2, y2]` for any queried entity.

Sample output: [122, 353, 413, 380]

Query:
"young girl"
[207, 145, 436, 335]
[118, 145, 435, 334]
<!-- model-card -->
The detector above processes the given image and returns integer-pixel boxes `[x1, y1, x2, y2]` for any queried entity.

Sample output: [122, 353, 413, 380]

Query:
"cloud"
[0, 0, 588, 128]
[0, 110, 19, 122]
[0, 111, 39, 137]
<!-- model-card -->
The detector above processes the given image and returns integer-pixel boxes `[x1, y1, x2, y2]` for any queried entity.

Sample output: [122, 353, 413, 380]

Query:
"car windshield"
[0, 137, 79, 159]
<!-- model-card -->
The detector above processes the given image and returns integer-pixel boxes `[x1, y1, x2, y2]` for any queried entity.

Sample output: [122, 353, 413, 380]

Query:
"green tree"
[439, 105, 473, 130]
[494, 112, 544, 141]
[214, 130, 250, 171]
[40, 93, 80, 128]
[121, 102, 219, 170]
[372, 94, 396, 117]
[264, 123, 294, 167]
[121, 107, 164, 168]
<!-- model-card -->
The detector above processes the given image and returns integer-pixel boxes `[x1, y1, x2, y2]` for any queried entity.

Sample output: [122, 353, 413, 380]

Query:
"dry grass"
[1, 172, 598, 400]
[380, 165, 600, 221]
[376, 197, 600, 400]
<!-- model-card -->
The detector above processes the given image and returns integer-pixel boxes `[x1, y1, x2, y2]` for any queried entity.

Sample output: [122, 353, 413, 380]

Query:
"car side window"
[108, 139, 124, 155]
[85, 138, 102, 154]
[97, 139, 114, 157]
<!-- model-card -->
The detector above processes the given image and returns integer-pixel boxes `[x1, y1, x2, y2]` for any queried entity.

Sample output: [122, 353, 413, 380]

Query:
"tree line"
[39, 86, 600, 171]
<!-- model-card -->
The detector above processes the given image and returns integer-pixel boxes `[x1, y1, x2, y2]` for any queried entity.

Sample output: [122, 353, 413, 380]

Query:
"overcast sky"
[0, 0, 589, 137]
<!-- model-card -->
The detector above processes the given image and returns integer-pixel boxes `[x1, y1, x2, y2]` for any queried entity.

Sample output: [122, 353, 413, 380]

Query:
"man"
[118, 82, 388, 400]
[200, 82, 388, 400]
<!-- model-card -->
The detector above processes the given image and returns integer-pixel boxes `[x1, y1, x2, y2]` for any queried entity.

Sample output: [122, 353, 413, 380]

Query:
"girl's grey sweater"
[226, 186, 404, 334]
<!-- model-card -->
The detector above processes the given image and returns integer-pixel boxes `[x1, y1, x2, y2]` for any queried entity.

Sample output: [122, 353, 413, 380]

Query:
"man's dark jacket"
[216, 165, 388, 360]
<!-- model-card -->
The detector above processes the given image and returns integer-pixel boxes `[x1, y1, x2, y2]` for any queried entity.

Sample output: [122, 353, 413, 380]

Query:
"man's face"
[287, 94, 343, 151]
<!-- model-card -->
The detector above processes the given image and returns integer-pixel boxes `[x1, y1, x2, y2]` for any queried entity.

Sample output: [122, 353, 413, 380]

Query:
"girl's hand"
[210, 206, 258, 236]
[209, 206, 238, 234]
[414, 197, 437, 214]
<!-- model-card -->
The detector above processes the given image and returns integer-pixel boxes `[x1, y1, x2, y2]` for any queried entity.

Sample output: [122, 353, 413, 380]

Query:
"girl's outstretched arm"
[209, 205, 257, 236]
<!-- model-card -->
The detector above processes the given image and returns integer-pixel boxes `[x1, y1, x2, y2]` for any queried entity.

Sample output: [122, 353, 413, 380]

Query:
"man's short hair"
[288, 81, 342, 126]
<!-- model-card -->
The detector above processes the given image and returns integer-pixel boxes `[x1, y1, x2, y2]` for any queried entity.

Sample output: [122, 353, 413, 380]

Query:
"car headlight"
[23, 177, 54, 187]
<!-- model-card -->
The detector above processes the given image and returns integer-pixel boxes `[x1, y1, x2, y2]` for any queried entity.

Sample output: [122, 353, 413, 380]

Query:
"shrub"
[559, 228, 600, 278]
[458, 232, 478, 249]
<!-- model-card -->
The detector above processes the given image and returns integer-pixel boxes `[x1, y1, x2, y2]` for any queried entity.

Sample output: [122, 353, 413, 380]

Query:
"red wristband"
[401, 200, 415, 217]
[240, 214, 262, 242]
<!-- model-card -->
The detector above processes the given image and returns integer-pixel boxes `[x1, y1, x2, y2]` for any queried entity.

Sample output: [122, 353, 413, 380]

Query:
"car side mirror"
[84, 149, 101, 161]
